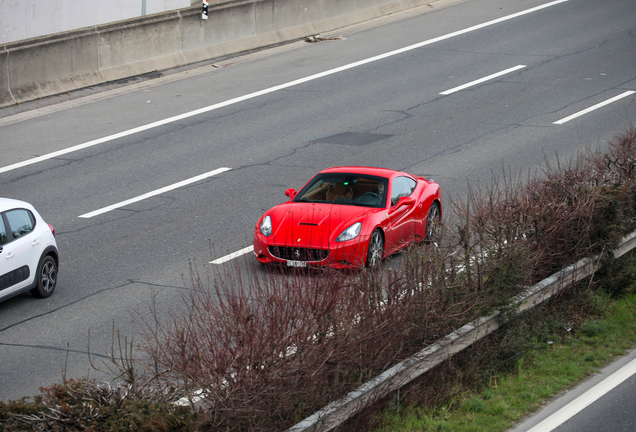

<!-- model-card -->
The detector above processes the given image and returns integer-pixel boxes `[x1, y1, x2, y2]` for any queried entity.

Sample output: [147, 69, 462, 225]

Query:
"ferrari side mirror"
[396, 196, 415, 208]
[389, 196, 415, 215]
[285, 188, 297, 200]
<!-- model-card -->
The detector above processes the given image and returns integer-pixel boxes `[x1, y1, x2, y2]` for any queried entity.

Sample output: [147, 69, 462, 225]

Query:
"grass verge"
[377, 293, 636, 432]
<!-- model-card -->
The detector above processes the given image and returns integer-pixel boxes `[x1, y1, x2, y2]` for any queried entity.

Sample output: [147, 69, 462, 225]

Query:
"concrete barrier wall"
[0, 0, 434, 108]
[0, 48, 11, 107]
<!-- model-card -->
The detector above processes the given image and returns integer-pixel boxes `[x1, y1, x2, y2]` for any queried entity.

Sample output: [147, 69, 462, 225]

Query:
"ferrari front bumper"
[253, 233, 369, 269]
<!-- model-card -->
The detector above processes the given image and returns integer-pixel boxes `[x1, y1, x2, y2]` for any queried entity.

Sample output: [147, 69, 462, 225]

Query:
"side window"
[391, 176, 417, 206]
[5, 209, 35, 239]
[0, 217, 7, 245]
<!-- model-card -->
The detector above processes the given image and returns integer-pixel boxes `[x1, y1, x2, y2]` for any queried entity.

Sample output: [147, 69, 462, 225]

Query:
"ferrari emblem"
[386, 213, 390, 220]
[298, 238, 301, 242]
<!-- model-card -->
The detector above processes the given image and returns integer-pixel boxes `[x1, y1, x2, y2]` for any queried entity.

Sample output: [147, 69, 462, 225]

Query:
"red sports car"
[253, 166, 442, 269]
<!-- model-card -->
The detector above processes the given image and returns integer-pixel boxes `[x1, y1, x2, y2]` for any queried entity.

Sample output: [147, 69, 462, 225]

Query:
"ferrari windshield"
[294, 173, 389, 208]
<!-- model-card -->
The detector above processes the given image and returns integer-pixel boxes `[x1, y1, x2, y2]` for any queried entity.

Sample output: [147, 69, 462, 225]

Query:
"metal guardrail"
[287, 230, 636, 432]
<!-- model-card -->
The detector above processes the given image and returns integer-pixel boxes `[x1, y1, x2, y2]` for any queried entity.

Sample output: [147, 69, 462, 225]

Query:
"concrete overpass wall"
[0, 0, 432, 108]
[0, 0, 193, 44]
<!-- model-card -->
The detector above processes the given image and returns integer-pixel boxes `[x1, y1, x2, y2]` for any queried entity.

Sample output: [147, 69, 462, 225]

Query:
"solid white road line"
[554, 90, 636, 125]
[526, 357, 636, 432]
[79, 167, 231, 218]
[0, 0, 568, 176]
[210, 245, 254, 264]
[440, 65, 527, 95]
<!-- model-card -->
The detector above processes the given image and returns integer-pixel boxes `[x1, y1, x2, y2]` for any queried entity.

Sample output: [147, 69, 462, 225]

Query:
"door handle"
[32, 239, 40, 246]
[5, 252, 14, 259]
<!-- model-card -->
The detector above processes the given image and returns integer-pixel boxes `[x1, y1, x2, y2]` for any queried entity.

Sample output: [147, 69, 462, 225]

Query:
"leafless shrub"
[455, 128, 636, 283]
[141, 261, 441, 430]
[139, 223, 538, 431]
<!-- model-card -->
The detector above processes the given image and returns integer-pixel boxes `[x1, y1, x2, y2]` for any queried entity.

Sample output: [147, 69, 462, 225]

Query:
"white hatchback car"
[0, 198, 59, 302]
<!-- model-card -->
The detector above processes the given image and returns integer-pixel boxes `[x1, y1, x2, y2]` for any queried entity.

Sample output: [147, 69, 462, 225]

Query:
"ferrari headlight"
[336, 222, 361, 242]
[260, 215, 272, 237]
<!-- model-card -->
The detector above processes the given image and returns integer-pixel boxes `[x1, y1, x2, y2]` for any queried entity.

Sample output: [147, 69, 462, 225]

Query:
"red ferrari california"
[253, 166, 441, 269]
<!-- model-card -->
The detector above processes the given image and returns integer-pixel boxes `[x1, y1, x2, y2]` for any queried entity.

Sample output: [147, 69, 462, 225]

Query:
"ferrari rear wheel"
[366, 229, 384, 268]
[425, 202, 441, 243]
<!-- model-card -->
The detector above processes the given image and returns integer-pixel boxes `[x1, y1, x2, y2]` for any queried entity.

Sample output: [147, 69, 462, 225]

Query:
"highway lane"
[1, 0, 635, 402]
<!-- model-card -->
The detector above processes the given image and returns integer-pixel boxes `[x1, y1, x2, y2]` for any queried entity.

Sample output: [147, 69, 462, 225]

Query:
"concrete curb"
[0, 0, 443, 108]
[286, 233, 635, 432]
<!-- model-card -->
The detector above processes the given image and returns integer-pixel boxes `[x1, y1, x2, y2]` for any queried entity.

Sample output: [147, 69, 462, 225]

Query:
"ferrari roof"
[318, 166, 400, 178]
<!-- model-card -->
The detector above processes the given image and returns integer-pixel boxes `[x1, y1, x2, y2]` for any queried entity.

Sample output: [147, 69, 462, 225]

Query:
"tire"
[31, 255, 57, 298]
[425, 202, 441, 243]
[366, 229, 384, 268]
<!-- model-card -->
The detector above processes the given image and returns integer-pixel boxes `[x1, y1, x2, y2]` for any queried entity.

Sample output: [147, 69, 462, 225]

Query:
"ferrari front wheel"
[425, 202, 441, 243]
[366, 229, 384, 268]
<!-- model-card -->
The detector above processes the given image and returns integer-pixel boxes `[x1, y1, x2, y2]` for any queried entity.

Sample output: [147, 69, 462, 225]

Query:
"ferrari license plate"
[287, 260, 307, 268]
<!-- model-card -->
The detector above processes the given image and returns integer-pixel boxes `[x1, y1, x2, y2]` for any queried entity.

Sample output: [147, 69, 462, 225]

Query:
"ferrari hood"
[267, 202, 375, 248]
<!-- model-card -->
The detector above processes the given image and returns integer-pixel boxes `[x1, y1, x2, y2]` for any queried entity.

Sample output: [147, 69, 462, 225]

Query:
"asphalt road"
[1, 0, 635, 412]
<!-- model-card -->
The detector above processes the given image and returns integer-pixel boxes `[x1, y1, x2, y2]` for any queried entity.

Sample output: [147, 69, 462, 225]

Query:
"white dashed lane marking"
[440, 65, 527, 95]
[554, 91, 636, 125]
[210, 246, 255, 264]
[79, 167, 231, 218]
